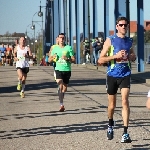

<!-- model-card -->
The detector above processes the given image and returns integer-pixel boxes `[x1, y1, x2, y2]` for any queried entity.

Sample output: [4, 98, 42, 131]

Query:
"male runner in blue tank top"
[98, 17, 136, 143]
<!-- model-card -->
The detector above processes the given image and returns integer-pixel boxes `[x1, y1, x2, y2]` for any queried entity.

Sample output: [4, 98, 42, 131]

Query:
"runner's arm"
[68, 46, 75, 63]
[129, 46, 136, 62]
[49, 55, 54, 63]
[64, 55, 75, 63]
[71, 56, 75, 63]
[13, 48, 18, 61]
[98, 38, 114, 64]
[27, 47, 33, 59]
[98, 38, 123, 65]
[48, 46, 55, 63]
[49, 48, 56, 63]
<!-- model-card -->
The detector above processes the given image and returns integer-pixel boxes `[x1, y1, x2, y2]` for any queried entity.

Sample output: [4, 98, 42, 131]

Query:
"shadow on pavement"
[0, 81, 57, 94]
[0, 106, 106, 121]
[126, 145, 150, 150]
[70, 79, 106, 86]
[0, 120, 122, 140]
[133, 72, 150, 79]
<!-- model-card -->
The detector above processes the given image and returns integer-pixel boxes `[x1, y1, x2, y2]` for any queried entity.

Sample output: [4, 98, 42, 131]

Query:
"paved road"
[0, 66, 150, 150]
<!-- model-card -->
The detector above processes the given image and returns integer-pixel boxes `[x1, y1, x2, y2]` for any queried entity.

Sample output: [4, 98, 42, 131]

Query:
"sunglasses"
[118, 24, 128, 27]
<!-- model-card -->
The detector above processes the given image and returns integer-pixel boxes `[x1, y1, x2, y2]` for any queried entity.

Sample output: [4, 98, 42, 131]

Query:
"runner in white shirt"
[14, 36, 32, 98]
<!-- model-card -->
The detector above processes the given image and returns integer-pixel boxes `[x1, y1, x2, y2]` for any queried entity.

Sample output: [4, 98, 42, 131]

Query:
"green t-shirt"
[51, 45, 74, 71]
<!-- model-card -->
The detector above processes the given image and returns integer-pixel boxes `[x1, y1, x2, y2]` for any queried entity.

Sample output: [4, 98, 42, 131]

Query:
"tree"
[144, 30, 150, 43]
[132, 32, 137, 44]
[3, 31, 11, 37]
[132, 30, 150, 44]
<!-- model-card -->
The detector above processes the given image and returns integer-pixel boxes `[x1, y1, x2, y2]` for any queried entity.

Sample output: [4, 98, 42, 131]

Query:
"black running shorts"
[55, 70, 71, 84]
[16, 67, 29, 74]
[106, 75, 130, 95]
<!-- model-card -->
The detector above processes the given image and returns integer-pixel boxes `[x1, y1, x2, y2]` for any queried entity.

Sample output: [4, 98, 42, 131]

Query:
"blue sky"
[0, 0, 150, 37]
[0, 0, 46, 38]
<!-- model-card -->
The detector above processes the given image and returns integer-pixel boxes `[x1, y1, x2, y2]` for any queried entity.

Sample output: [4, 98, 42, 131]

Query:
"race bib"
[1, 53, 4, 56]
[58, 58, 67, 65]
[116, 54, 129, 63]
[18, 56, 25, 61]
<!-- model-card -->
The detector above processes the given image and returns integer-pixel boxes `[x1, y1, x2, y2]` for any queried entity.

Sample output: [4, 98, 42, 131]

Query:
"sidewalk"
[0, 66, 150, 150]
[76, 63, 150, 85]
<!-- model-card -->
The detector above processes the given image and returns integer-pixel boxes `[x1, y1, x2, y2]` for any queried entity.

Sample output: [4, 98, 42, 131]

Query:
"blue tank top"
[107, 35, 133, 77]
[0, 47, 6, 53]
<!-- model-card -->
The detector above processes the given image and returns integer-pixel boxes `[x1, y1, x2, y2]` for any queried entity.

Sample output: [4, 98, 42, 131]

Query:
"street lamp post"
[31, 13, 37, 55]
[30, 12, 42, 55]
[25, 24, 32, 36]
[31, 24, 35, 54]
[25, 24, 33, 46]
[31, 21, 41, 55]
[37, 0, 46, 55]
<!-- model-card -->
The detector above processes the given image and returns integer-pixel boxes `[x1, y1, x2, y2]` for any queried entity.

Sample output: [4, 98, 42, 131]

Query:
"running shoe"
[17, 83, 22, 91]
[107, 121, 115, 140]
[59, 105, 65, 112]
[121, 133, 132, 143]
[20, 91, 25, 98]
[107, 126, 114, 140]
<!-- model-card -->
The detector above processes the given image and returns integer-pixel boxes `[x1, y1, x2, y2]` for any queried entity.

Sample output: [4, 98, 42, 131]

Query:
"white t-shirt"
[16, 45, 29, 68]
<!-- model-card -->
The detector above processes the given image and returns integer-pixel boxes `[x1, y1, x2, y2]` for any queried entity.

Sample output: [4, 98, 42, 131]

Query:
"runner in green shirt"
[51, 45, 74, 71]
[49, 33, 75, 112]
